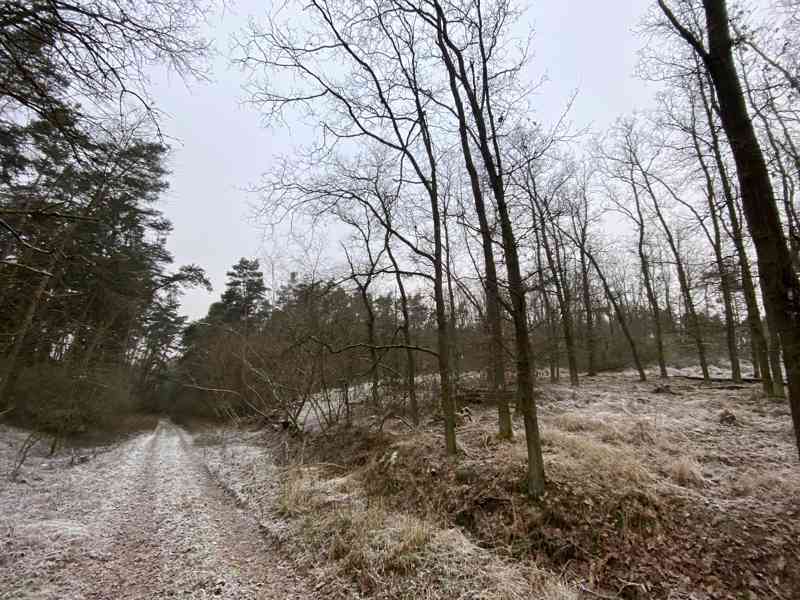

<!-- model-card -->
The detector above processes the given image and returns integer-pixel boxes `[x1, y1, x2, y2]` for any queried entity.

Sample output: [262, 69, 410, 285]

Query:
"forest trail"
[1, 421, 311, 600]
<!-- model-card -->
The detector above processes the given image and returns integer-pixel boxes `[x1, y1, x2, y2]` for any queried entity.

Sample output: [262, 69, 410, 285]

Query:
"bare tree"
[694, 65, 774, 393]
[658, 0, 800, 456]
[560, 208, 648, 382]
[571, 170, 599, 377]
[522, 164, 580, 386]
[601, 129, 669, 380]
[615, 118, 710, 382]
[241, 1, 458, 453]
[409, 0, 547, 493]
[658, 83, 742, 382]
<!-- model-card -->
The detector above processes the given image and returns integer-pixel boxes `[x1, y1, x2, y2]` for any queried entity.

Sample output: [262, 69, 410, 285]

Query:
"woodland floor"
[1, 371, 799, 600]
[196, 370, 800, 600]
[0, 420, 313, 599]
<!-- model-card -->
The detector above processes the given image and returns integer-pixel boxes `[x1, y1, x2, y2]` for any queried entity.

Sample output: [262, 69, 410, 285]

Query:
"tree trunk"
[359, 284, 380, 409]
[636, 163, 710, 382]
[580, 243, 597, 376]
[696, 70, 773, 392]
[685, 94, 741, 381]
[640, 250, 668, 379]
[387, 241, 418, 425]
[446, 96, 511, 438]
[498, 205, 545, 496]
[436, 13, 511, 437]
[766, 314, 786, 398]
[586, 247, 647, 381]
[432, 0, 543, 492]
[537, 209, 579, 386]
[443, 213, 461, 396]
[629, 177, 668, 378]
[0, 253, 57, 408]
[671, 0, 800, 455]
[535, 240, 558, 382]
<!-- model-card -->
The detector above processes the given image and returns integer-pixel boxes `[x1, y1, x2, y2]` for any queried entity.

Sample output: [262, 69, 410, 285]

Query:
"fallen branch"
[673, 375, 765, 384]
[10, 432, 41, 481]
[578, 584, 618, 600]
[309, 335, 439, 358]
[0, 260, 54, 277]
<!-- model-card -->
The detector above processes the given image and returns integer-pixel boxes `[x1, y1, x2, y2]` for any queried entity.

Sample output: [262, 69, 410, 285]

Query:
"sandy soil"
[0, 420, 312, 600]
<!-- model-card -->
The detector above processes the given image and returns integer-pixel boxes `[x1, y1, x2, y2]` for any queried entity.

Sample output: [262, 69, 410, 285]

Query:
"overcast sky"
[151, 0, 658, 320]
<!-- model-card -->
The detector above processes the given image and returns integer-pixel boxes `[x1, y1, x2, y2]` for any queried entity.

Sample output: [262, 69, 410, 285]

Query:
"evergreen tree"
[218, 258, 268, 323]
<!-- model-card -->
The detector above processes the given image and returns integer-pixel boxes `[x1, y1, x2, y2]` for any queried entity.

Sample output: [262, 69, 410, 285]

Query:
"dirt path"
[1, 421, 312, 599]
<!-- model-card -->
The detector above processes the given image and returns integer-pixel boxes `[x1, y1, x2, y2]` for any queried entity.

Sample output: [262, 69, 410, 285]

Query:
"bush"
[11, 362, 137, 438]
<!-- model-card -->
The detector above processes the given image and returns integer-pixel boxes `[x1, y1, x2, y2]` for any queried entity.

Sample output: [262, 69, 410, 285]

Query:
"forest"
[1, 0, 799, 599]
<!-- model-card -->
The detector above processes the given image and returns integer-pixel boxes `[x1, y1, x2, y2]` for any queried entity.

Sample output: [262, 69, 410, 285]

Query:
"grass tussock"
[667, 457, 705, 488]
[549, 412, 609, 433]
[307, 508, 432, 579]
[541, 426, 653, 487]
[279, 464, 575, 600]
[277, 469, 319, 517]
[730, 468, 800, 498]
[247, 371, 800, 600]
[357, 420, 666, 568]
[547, 411, 670, 451]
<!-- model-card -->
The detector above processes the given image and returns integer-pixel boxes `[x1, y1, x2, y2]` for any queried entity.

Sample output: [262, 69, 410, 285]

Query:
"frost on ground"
[199, 430, 574, 600]
[0, 421, 312, 599]
[5, 369, 795, 600]
[199, 370, 800, 599]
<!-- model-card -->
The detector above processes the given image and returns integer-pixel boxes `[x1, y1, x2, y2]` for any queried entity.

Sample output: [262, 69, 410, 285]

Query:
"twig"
[10, 432, 41, 481]
[578, 584, 619, 600]
[0, 260, 54, 277]
[307, 462, 348, 471]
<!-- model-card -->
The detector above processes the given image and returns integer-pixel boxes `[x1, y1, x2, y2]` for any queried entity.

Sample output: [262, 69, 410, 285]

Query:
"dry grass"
[622, 418, 658, 445]
[549, 412, 609, 433]
[222, 371, 800, 599]
[309, 507, 432, 578]
[276, 470, 319, 517]
[667, 456, 705, 488]
[540, 426, 653, 488]
[730, 467, 800, 498]
[278, 465, 576, 600]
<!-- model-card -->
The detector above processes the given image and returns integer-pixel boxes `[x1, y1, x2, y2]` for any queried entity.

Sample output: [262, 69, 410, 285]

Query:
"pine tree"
[218, 258, 268, 324]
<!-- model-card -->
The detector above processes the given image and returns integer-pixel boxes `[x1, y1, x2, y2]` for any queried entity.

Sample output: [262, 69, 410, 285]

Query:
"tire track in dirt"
[1, 421, 311, 599]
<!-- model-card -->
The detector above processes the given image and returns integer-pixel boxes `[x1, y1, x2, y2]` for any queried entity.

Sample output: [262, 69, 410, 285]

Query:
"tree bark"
[579, 239, 597, 376]
[534, 233, 558, 382]
[629, 174, 669, 378]
[386, 236, 418, 425]
[660, 0, 800, 455]
[587, 246, 647, 381]
[633, 151, 710, 382]
[430, 0, 544, 492]
[436, 30, 512, 439]
[535, 200, 579, 386]
[684, 92, 741, 381]
[696, 69, 773, 392]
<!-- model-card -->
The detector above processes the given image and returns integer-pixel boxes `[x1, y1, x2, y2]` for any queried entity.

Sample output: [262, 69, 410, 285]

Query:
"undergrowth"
[230, 375, 800, 599]
[274, 465, 576, 600]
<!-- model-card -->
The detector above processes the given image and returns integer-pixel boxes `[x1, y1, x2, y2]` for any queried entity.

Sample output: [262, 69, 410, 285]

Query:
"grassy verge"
[272, 464, 575, 599]
[270, 375, 799, 598]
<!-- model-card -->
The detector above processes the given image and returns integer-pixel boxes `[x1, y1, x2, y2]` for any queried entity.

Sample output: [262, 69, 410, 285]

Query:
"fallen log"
[672, 375, 767, 386]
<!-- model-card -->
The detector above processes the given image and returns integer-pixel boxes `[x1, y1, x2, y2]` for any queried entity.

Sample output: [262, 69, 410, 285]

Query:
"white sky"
[151, 0, 658, 320]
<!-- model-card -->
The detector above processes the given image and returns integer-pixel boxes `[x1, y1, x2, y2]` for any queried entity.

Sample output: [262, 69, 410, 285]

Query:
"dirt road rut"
[1, 421, 310, 599]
